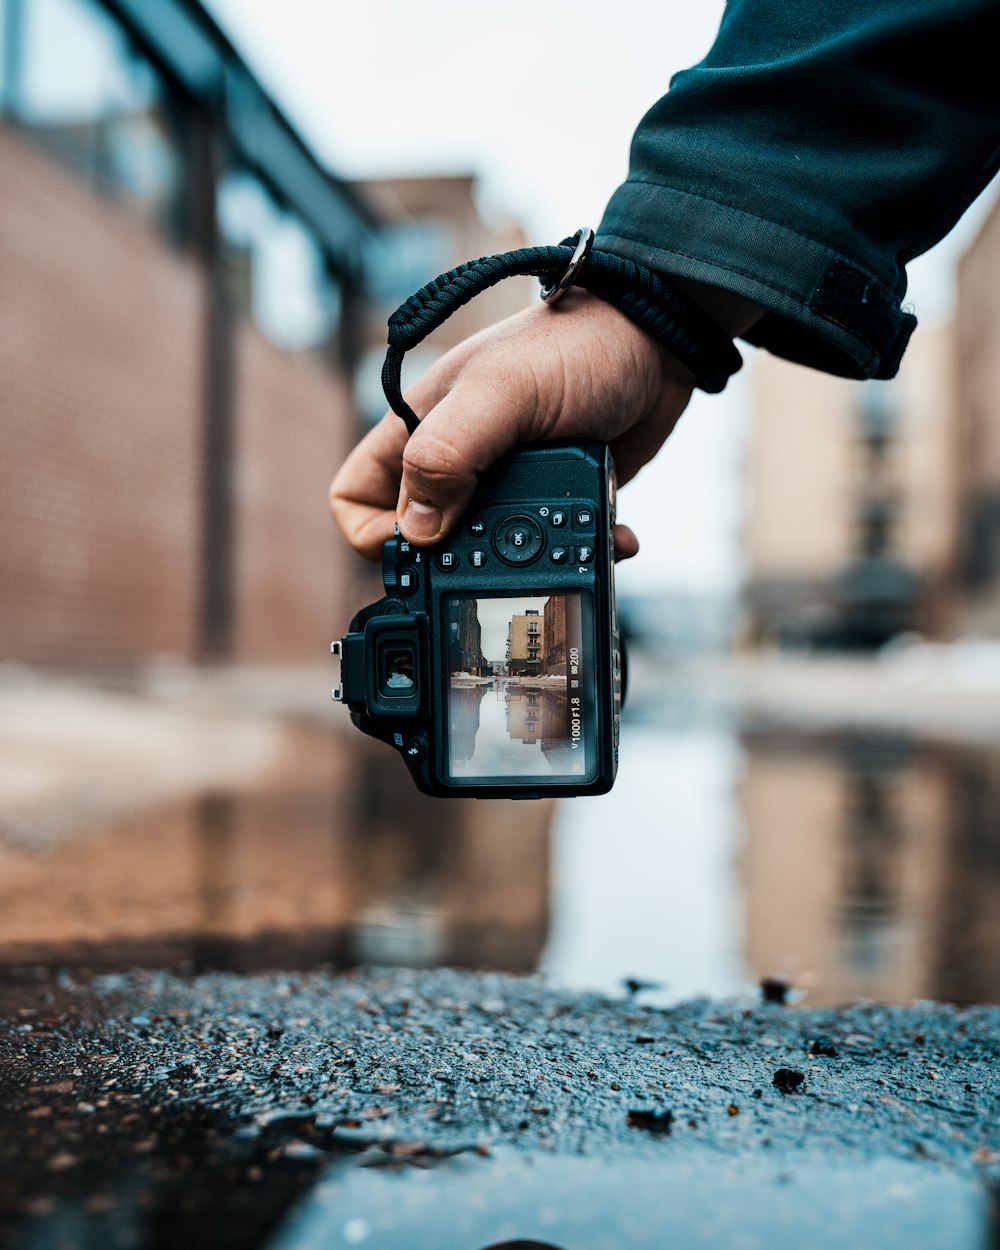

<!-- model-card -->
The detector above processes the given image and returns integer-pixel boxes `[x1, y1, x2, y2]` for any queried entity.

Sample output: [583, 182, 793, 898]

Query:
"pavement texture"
[1, 967, 998, 1249]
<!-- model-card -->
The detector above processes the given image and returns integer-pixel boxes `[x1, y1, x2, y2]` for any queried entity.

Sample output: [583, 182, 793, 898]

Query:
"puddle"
[0, 654, 998, 1008]
[543, 722, 1000, 1007]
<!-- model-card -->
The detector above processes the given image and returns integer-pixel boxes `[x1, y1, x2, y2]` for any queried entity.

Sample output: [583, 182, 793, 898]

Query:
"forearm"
[598, 0, 1000, 380]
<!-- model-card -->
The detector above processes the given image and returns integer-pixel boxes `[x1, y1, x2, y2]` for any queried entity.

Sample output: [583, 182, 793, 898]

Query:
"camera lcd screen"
[444, 593, 595, 783]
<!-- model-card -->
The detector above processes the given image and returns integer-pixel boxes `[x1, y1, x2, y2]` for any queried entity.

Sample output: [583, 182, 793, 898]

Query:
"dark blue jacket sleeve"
[596, 0, 1000, 379]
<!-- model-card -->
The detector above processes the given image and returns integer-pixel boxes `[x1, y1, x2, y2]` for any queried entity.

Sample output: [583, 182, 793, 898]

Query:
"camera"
[331, 441, 621, 799]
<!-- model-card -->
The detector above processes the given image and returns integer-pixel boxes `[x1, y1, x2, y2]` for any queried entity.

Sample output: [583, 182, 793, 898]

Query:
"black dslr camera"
[331, 441, 622, 799]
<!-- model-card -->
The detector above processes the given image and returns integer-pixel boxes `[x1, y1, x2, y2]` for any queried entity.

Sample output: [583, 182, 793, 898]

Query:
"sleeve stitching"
[608, 178, 890, 290]
[598, 226, 882, 359]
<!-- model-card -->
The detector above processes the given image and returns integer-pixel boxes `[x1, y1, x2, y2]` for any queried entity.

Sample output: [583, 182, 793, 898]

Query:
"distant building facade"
[744, 322, 958, 647]
[507, 609, 543, 675]
[955, 194, 1000, 634]
[744, 188, 1000, 647]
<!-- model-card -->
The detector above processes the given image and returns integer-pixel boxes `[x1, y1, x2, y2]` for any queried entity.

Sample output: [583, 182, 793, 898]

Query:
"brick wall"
[232, 326, 358, 660]
[0, 127, 204, 662]
[0, 126, 361, 664]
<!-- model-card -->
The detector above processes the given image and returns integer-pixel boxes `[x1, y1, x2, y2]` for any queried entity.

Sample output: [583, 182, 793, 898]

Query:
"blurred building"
[744, 324, 957, 648]
[0, 0, 382, 664]
[352, 174, 532, 426]
[744, 189, 1000, 648]
[955, 193, 1000, 634]
[619, 589, 740, 654]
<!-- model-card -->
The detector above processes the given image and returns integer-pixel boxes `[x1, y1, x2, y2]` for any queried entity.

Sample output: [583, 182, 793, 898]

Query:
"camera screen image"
[444, 593, 595, 782]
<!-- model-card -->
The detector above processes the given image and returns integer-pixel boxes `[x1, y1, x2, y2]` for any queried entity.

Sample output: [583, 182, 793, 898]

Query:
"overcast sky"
[205, 0, 991, 595]
[475, 596, 549, 663]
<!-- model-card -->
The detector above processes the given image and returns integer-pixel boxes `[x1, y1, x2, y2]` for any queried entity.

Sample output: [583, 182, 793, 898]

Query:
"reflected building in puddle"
[448, 684, 489, 764]
[344, 740, 553, 971]
[0, 729, 553, 977]
[740, 730, 1000, 1004]
[502, 686, 575, 770]
[506, 688, 543, 742]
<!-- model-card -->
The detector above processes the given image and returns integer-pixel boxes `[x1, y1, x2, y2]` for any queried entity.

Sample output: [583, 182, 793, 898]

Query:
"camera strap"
[380, 227, 743, 435]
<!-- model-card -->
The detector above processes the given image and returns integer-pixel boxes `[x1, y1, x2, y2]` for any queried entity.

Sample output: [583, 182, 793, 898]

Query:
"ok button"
[493, 514, 544, 565]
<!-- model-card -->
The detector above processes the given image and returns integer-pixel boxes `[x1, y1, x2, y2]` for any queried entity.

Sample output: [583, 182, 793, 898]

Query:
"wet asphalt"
[1, 967, 998, 1249]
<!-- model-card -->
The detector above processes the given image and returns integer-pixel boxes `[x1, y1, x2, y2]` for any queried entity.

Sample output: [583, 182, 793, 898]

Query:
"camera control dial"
[493, 515, 544, 564]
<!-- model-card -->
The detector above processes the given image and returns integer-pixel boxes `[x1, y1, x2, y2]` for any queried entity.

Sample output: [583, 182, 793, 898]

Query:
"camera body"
[332, 441, 621, 798]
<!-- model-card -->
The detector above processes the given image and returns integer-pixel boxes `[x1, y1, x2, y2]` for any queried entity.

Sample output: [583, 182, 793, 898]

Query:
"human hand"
[329, 285, 755, 561]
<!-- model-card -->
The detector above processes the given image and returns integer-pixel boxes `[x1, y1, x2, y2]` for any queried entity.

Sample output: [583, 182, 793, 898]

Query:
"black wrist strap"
[381, 231, 743, 435]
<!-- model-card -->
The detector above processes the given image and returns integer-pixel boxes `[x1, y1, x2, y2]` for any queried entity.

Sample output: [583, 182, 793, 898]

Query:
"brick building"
[955, 194, 1000, 633]
[0, 0, 377, 664]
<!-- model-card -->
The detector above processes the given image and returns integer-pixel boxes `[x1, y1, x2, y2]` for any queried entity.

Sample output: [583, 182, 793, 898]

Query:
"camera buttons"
[397, 567, 419, 593]
[575, 507, 595, 528]
[550, 510, 567, 527]
[550, 547, 569, 564]
[493, 515, 544, 564]
[469, 550, 487, 568]
[576, 546, 594, 564]
[468, 519, 487, 537]
[404, 739, 425, 763]
[436, 551, 458, 571]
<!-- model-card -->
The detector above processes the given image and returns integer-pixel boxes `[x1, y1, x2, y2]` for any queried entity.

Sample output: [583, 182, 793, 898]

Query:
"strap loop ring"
[539, 226, 595, 303]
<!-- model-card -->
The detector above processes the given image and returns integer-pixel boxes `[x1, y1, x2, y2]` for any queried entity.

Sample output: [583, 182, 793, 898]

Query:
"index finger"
[329, 412, 409, 560]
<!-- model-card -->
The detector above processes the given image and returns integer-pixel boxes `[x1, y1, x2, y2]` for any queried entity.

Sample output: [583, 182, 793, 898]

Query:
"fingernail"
[401, 499, 443, 540]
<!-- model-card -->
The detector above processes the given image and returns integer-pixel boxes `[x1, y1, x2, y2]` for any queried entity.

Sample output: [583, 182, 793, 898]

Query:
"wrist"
[665, 274, 765, 339]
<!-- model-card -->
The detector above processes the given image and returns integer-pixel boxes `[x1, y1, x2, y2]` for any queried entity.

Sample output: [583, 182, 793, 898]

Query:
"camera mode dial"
[381, 535, 400, 591]
[492, 515, 544, 565]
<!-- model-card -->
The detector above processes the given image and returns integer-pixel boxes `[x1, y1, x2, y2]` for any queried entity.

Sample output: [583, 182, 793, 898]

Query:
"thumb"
[396, 373, 539, 544]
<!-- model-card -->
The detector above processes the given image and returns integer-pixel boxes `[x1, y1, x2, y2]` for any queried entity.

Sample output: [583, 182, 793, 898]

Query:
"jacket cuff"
[597, 179, 916, 381]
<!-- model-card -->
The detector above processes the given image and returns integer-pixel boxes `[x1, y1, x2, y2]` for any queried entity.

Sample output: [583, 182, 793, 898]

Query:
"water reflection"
[449, 683, 488, 765]
[0, 700, 999, 1006]
[0, 731, 552, 976]
[543, 719, 1000, 1007]
[541, 724, 744, 1004]
[741, 730, 1000, 1005]
[449, 680, 581, 778]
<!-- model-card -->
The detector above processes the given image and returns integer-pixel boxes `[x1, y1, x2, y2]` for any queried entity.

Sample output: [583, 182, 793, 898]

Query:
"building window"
[218, 167, 341, 354]
[365, 219, 455, 306]
[857, 506, 895, 558]
[2, 0, 190, 242]
[855, 382, 899, 440]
